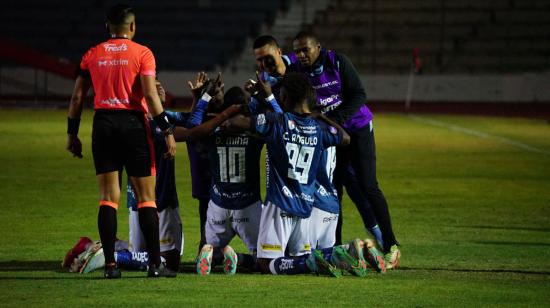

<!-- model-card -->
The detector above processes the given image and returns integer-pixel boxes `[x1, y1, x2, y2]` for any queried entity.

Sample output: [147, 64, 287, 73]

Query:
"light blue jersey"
[253, 112, 343, 218]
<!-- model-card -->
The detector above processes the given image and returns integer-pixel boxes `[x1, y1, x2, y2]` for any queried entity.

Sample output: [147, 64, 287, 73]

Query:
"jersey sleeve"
[251, 113, 276, 138]
[140, 48, 156, 77]
[319, 121, 343, 148]
[79, 47, 94, 70]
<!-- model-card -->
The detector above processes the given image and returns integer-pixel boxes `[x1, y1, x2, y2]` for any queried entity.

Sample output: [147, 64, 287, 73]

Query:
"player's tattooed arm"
[315, 112, 351, 145]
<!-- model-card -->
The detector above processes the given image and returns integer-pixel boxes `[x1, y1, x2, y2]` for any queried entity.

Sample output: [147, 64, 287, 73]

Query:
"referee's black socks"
[98, 204, 117, 265]
[138, 207, 162, 267]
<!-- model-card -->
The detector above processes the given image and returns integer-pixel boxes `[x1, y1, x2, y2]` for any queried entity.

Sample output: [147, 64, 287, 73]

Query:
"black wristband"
[67, 117, 80, 135]
[153, 111, 171, 131]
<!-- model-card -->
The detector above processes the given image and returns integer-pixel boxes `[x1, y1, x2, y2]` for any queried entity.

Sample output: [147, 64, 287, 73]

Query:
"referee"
[66, 4, 176, 278]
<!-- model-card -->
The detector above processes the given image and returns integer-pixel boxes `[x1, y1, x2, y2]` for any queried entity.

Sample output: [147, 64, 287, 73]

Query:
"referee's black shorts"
[92, 109, 155, 177]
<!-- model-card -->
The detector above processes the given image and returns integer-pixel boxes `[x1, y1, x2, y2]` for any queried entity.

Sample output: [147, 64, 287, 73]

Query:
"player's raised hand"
[256, 70, 273, 99]
[66, 135, 83, 158]
[187, 71, 208, 98]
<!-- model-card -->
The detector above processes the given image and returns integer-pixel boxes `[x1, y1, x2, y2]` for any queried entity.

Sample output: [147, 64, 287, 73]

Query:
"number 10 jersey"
[208, 132, 264, 209]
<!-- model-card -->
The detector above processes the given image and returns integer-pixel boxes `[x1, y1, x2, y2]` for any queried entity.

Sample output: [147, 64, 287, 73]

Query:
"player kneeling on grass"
[309, 146, 387, 275]
[192, 87, 264, 275]
[62, 237, 164, 274]
[225, 73, 356, 276]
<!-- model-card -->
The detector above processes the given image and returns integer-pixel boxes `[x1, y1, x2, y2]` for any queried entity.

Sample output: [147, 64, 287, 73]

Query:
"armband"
[67, 117, 80, 135]
[201, 92, 212, 102]
[153, 111, 171, 131]
[264, 94, 275, 102]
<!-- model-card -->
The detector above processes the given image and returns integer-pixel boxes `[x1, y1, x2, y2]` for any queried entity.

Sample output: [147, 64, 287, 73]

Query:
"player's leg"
[333, 145, 350, 245]
[128, 175, 158, 259]
[349, 122, 400, 268]
[158, 206, 183, 272]
[97, 171, 121, 278]
[198, 200, 234, 275]
[344, 173, 384, 248]
[309, 207, 338, 250]
[232, 200, 263, 273]
[92, 110, 124, 278]
[198, 197, 209, 253]
[256, 202, 292, 274]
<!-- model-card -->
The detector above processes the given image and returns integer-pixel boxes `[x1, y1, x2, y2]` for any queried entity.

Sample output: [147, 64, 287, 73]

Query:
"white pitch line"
[408, 115, 550, 155]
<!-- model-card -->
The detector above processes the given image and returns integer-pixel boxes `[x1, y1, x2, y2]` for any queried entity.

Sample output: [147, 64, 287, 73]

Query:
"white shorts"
[309, 207, 338, 249]
[205, 200, 262, 253]
[256, 201, 311, 259]
[129, 207, 184, 254]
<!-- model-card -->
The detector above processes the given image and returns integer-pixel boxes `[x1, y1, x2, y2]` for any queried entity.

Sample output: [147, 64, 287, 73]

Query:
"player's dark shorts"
[92, 109, 155, 177]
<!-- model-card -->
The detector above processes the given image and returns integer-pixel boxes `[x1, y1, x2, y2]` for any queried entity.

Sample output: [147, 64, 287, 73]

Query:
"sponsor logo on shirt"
[210, 218, 226, 225]
[230, 217, 249, 223]
[98, 59, 129, 66]
[257, 114, 266, 126]
[329, 126, 338, 135]
[288, 120, 296, 130]
[282, 186, 293, 198]
[312, 80, 338, 90]
[103, 43, 128, 52]
[322, 215, 338, 223]
[100, 97, 130, 105]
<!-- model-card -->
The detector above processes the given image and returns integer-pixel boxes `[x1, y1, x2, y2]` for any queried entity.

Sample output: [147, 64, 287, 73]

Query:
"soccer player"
[225, 73, 355, 276]
[66, 4, 177, 278]
[185, 72, 224, 254]
[195, 86, 264, 276]
[291, 31, 401, 269]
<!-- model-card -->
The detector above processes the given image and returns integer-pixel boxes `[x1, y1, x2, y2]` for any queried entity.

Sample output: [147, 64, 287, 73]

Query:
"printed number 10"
[217, 147, 246, 183]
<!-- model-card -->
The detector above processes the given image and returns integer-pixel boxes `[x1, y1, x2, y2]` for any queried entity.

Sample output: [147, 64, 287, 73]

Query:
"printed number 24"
[286, 143, 314, 184]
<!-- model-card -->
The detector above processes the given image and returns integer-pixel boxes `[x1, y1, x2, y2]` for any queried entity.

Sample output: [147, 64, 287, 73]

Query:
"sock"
[98, 206, 117, 265]
[161, 249, 181, 272]
[115, 250, 148, 271]
[368, 225, 384, 248]
[237, 253, 257, 270]
[319, 247, 334, 262]
[198, 198, 208, 252]
[268, 256, 309, 275]
[138, 207, 161, 267]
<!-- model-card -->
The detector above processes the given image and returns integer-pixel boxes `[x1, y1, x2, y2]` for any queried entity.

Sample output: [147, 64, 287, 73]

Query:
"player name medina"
[215, 136, 249, 146]
[283, 132, 318, 146]
[103, 43, 128, 52]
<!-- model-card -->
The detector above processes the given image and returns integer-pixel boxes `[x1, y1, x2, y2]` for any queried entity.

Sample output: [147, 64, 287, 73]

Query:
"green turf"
[1, 110, 549, 306]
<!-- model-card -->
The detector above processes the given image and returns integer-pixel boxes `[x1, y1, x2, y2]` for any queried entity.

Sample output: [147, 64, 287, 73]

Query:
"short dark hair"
[281, 73, 316, 110]
[253, 35, 279, 49]
[293, 30, 319, 43]
[106, 4, 134, 26]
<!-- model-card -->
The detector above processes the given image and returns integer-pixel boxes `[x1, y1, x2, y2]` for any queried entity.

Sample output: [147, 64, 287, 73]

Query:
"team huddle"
[64, 4, 400, 278]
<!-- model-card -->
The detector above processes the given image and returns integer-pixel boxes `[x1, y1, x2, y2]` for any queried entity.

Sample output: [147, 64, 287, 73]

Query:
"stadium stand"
[302, 0, 550, 74]
[0, 0, 285, 71]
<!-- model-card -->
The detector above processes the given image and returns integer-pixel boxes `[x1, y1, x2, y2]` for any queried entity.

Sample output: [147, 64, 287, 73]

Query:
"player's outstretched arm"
[66, 76, 91, 158]
[141, 75, 176, 159]
[316, 112, 350, 145]
[173, 104, 242, 142]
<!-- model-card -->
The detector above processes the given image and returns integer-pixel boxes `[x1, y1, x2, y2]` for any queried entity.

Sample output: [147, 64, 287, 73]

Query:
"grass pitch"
[0, 109, 549, 306]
